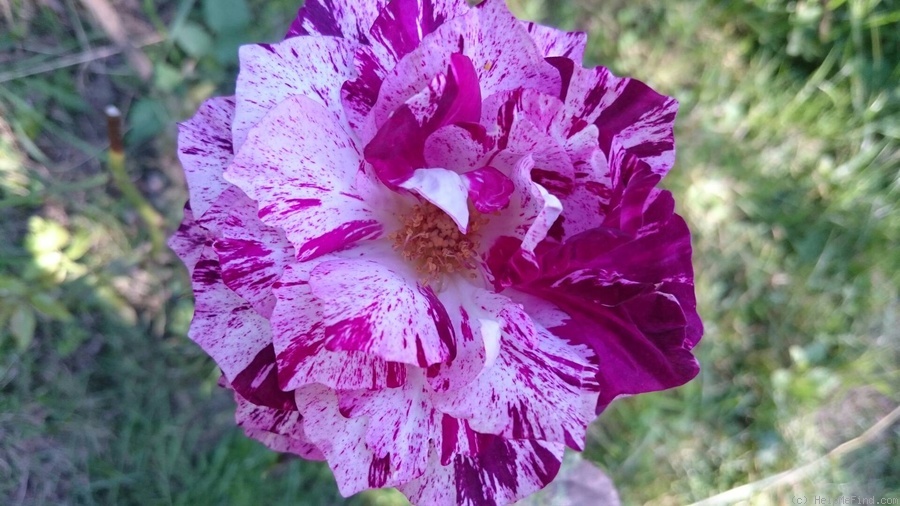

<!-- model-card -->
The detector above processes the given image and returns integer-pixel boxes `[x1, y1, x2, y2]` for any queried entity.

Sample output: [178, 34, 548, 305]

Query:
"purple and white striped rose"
[170, 0, 702, 504]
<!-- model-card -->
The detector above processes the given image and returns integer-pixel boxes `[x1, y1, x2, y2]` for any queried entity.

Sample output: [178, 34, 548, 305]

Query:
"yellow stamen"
[390, 202, 488, 283]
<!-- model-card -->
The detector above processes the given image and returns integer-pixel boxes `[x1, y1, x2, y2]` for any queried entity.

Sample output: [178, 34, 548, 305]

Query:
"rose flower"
[170, 0, 702, 504]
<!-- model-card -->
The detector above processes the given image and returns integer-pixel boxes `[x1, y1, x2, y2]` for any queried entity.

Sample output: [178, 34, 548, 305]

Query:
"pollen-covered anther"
[390, 202, 488, 282]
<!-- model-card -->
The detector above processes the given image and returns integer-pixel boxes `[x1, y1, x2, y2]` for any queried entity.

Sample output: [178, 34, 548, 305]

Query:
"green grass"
[1, 0, 898, 504]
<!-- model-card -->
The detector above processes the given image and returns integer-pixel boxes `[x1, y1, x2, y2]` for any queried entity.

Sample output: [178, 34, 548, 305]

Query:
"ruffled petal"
[367, 4, 560, 143]
[337, 375, 438, 485]
[424, 124, 493, 174]
[399, 435, 564, 506]
[188, 246, 294, 411]
[285, 0, 389, 41]
[365, 53, 481, 190]
[169, 204, 210, 277]
[432, 293, 600, 448]
[225, 95, 383, 261]
[308, 258, 456, 367]
[425, 286, 505, 393]
[271, 261, 408, 391]
[369, 0, 470, 63]
[481, 154, 562, 255]
[341, 46, 387, 136]
[462, 166, 514, 213]
[562, 65, 677, 176]
[209, 188, 292, 318]
[177, 97, 235, 219]
[521, 22, 587, 61]
[234, 392, 323, 460]
[294, 385, 380, 496]
[232, 37, 358, 150]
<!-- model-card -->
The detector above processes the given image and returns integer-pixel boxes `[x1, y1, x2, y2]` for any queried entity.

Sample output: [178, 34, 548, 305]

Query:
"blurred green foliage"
[1, 0, 898, 504]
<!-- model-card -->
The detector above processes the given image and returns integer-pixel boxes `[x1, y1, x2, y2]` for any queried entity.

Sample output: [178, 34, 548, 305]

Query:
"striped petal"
[286, 0, 390, 41]
[177, 97, 235, 219]
[399, 436, 564, 506]
[308, 258, 456, 367]
[225, 95, 383, 262]
[188, 246, 294, 411]
[232, 36, 358, 150]
[233, 392, 323, 460]
[431, 294, 600, 448]
[271, 261, 408, 391]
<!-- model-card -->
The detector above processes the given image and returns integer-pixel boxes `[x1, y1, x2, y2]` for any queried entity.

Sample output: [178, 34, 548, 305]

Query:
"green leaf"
[213, 30, 254, 65]
[175, 21, 214, 58]
[202, 0, 251, 34]
[153, 62, 184, 93]
[126, 99, 168, 147]
[29, 293, 73, 321]
[9, 303, 35, 350]
[0, 274, 28, 297]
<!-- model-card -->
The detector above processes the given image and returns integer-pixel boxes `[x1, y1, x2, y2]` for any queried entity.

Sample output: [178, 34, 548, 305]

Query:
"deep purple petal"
[463, 166, 514, 213]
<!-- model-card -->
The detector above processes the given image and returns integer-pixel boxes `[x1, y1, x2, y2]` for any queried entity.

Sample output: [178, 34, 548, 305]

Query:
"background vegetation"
[1, 0, 897, 504]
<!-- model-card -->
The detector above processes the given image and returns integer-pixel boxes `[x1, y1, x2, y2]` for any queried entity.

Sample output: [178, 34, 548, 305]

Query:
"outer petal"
[177, 97, 235, 219]
[398, 436, 564, 506]
[308, 258, 456, 367]
[210, 188, 292, 318]
[225, 96, 383, 262]
[188, 246, 294, 411]
[522, 21, 587, 61]
[234, 392, 323, 460]
[523, 194, 701, 412]
[169, 204, 210, 277]
[232, 36, 358, 150]
[562, 65, 677, 176]
[337, 375, 438, 485]
[294, 385, 380, 496]
[271, 261, 408, 391]
[546, 290, 700, 413]
[285, 0, 389, 41]
[431, 294, 600, 448]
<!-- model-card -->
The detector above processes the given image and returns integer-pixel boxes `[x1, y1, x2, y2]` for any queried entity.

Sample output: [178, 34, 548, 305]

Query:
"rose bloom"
[170, 0, 702, 504]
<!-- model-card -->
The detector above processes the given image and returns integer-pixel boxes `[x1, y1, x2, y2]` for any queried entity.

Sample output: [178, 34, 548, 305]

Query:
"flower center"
[390, 202, 487, 282]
